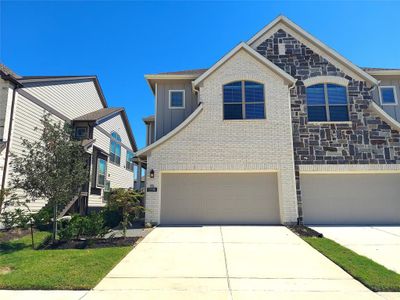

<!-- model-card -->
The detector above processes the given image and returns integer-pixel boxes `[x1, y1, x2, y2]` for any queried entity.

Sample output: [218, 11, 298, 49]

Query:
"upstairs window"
[169, 90, 185, 109]
[126, 151, 134, 172]
[223, 81, 265, 120]
[307, 83, 349, 122]
[380, 86, 398, 105]
[75, 127, 88, 139]
[110, 132, 121, 165]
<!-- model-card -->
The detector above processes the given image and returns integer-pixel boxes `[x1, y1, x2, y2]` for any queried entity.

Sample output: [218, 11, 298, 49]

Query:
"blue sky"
[1, 1, 399, 148]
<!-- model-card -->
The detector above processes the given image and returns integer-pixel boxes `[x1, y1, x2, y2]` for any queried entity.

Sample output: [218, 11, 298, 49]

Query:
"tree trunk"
[52, 201, 58, 243]
[122, 207, 127, 239]
[30, 222, 35, 249]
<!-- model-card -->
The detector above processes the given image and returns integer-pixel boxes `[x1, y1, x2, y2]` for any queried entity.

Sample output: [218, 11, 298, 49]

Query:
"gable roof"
[74, 108, 123, 122]
[18, 75, 108, 107]
[74, 108, 137, 151]
[247, 16, 379, 85]
[0, 63, 21, 79]
[193, 42, 296, 87]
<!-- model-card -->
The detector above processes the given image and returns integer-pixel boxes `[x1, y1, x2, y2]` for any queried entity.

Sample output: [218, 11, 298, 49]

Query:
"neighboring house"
[0, 64, 137, 215]
[137, 16, 400, 226]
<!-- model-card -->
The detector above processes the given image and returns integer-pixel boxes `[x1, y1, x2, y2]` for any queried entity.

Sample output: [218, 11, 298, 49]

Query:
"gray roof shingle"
[74, 108, 123, 122]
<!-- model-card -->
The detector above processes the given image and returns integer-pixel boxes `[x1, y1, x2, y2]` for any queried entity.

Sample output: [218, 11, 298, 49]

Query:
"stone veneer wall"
[255, 29, 400, 219]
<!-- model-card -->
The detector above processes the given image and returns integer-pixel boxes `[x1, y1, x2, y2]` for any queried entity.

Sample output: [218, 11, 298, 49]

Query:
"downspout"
[1, 78, 22, 194]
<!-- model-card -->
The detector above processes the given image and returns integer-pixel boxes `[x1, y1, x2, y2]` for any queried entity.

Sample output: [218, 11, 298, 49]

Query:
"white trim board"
[136, 104, 204, 157]
[379, 86, 398, 106]
[247, 16, 378, 86]
[193, 42, 296, 87]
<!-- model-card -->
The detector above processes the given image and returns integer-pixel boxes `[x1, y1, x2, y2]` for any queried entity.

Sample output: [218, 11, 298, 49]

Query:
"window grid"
[307, 83, 349, 122]
[223, 81, 265, 120]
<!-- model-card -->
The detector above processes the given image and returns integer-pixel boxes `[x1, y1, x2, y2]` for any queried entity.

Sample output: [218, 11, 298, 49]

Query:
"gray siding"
[371, 75, 400, 121]
[155, 80, 198, 140]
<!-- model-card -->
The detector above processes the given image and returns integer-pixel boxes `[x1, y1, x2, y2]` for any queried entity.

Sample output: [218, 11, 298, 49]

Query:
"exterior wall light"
[149, 169, 155, 178]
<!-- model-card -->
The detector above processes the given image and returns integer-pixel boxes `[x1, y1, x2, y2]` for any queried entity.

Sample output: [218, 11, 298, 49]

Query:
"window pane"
[381, 87, 396, 104]
[327, 84, 347, 105]
[329, 106, 349, 121]
[245, 103, 265, 119]
[170, 91, 184, 107]
[224, 104, 242, 119]
[306, 84, 325, 105]
[111, 132, 121, 141]
[223, 82, 242, 103]
[98, 175, 105, 186]
[115, 145, 121, 156]
[308, 106, 327, 121]
[245, 82, 264, 103]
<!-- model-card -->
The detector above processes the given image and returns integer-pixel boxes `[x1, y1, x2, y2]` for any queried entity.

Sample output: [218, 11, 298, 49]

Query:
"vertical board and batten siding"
[6, 94, 65, 212]
[155, 80, 198, 140]
[372, 75, 400, 121]
[22, 80, 104, 119]
[91, 113, 134, 203]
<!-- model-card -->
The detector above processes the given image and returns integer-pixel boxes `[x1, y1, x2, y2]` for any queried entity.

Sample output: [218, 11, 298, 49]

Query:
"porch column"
[135, 161, 142, 190]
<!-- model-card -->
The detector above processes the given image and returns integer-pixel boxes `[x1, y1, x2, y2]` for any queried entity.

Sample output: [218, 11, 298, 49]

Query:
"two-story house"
[0, 64, 137, 215]
[136, 16, 400, 226]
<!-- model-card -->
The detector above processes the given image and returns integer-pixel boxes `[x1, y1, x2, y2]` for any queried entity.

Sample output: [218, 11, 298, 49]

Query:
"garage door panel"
[161, 173, 280, 225]
[302, 174, 400, 225]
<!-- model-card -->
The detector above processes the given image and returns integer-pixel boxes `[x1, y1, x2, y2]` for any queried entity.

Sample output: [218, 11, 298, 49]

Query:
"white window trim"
[169, 90, 185, 109]
[379, 86, 398, 106]
[306, 83, 350, 122]
[222, 80, 266, 120]
[96, 158, 107, 188]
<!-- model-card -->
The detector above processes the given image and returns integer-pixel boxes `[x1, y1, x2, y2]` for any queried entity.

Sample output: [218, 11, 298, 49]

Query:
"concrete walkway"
[312, 226, 400, 274]
[80, 226, 381, 299]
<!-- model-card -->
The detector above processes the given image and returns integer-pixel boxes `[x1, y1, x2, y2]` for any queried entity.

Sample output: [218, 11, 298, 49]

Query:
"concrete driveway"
[81, 226, 380, 300]
[312, 226, 400, 274]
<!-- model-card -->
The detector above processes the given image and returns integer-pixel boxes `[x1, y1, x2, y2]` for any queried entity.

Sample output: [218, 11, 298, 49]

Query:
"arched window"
[110, 132, 122, 165]
[306, 83, 349, 122]
[223, 81, 265, 120]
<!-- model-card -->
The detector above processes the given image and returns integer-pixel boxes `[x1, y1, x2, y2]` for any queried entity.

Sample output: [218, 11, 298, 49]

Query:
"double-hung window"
[380, 86, 398, 105]
[97, 158, 107, 187]
[307, 83, 349, 122]
[126, 151, 134, 172]
[223, 81, 265, 120]
[110, 132, 122, 165]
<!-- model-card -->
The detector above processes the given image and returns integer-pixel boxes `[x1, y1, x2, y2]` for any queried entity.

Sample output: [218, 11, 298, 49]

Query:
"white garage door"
[302, 173, 400, 225]
[160, 172, 280, 225]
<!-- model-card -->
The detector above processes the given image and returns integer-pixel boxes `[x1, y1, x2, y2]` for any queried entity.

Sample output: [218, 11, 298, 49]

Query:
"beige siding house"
[0, 65, 137, 214]
[137, 16, 400, 226]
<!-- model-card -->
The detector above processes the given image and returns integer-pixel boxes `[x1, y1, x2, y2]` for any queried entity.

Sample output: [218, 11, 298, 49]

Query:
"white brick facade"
[145, 49, 298, 224]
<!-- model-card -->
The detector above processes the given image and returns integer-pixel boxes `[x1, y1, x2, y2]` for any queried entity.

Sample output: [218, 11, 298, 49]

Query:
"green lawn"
[0, 231, 132, 290]
[304, 236, 400, 292]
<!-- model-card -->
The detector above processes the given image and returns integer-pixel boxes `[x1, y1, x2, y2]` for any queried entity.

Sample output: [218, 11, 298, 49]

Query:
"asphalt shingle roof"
[74, 108, 123, 122]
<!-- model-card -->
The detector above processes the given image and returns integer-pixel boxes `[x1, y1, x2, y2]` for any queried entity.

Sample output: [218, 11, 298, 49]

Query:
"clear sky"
[1, 1, 399, 148]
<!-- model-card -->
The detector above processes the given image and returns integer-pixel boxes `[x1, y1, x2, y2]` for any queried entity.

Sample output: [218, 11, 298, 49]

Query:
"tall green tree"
[108, 188, 144, 238]
[11, 114, 89, 242]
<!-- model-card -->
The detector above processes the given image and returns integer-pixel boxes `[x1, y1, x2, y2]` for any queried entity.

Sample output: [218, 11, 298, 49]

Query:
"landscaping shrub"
[32, 206, 53, 230]
[0, 208, 31, 230]
[101, 207, 122, 229]
[58, 213, 109, 241]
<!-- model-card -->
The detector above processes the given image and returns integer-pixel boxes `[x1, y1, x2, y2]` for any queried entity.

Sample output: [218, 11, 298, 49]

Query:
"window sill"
[109, 161, 121, 167]
[381, 103, 398, 106]
[308, 121, 352, 125]
[223, 119, 267, 122]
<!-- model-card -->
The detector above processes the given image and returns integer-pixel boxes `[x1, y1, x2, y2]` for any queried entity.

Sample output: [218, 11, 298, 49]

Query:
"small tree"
[108, 188, 144, 238]
[11, 114, 89, 243]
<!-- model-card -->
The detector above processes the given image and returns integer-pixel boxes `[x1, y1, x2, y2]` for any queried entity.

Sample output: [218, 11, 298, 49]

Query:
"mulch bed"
[42, 237, 139, 250]
[287, 225, 323, 238]
[0, 228, 33, 243]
